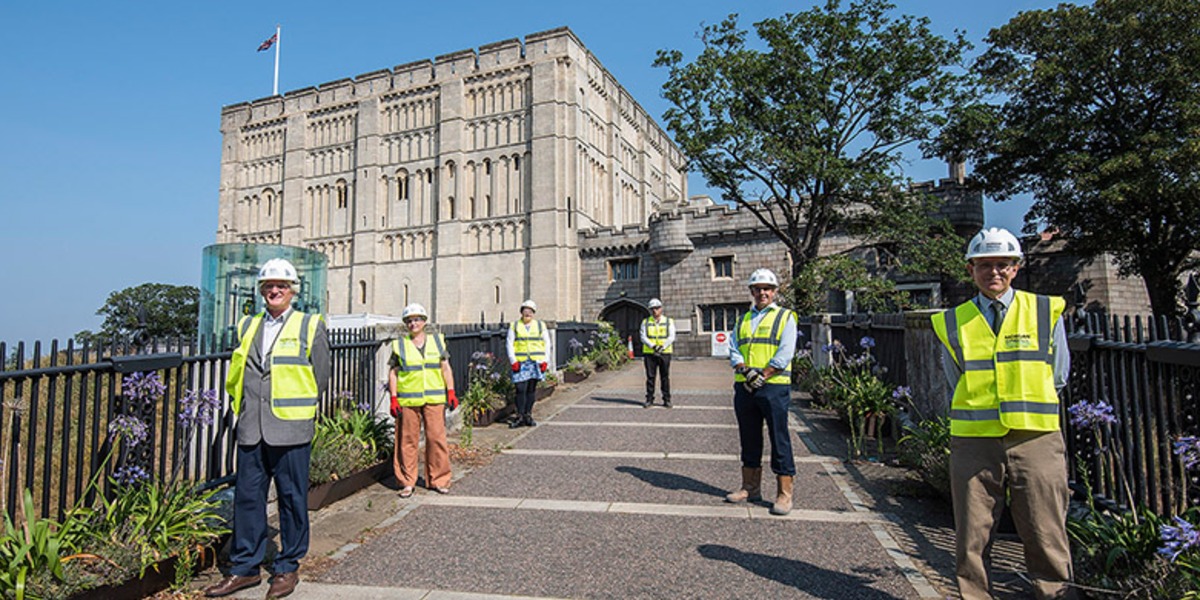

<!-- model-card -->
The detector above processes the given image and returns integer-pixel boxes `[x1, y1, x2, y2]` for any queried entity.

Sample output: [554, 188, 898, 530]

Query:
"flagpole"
[273, 24, 281, 96]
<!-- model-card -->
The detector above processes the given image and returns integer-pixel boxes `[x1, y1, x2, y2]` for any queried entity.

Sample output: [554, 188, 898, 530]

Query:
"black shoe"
[525, 417, 537, 427]
[664, 401, 672, 408]
[643, 400, 653, 408]
[508, 418, 523, 429]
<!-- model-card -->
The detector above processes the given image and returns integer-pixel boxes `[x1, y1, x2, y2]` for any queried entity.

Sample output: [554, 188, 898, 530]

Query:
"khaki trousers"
[950, 430, 1075, 600]
[393, 403, 451, 489]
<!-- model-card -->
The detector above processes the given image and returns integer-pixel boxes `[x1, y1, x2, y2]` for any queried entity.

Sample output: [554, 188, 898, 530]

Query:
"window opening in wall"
[448, 196, 456, 219]
[359, 281, 367, 305]
[427, 170, 433, 183]
[712, 256, 734, 279]
[514, 156, 520, 170]
[567, 196, 573, 228]
[485, 160, 491, 176]
[495, 285, 501, 304]
[486, 195, 492, 217]
[609, 258, 640, 281]
[699, 303, 748, 333]
[470, 197, 476, 219]
[336, 180, 348, 209]
[404, 284, 409, 305]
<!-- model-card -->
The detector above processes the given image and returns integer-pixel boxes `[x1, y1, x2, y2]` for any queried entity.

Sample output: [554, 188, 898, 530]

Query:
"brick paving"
[198, 358, 1043, 599]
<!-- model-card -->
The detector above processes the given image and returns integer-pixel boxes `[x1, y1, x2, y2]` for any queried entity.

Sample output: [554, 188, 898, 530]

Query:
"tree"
[654, 0, 973, 306]
[940, 0, 1200, 315]
[76, 283, 200, 344]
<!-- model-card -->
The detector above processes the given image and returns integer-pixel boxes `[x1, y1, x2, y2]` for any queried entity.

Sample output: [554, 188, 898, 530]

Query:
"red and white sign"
[711, 331, 731, 357]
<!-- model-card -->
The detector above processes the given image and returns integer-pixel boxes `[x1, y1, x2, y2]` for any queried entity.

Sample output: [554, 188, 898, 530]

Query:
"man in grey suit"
[206, 258, 330, 600]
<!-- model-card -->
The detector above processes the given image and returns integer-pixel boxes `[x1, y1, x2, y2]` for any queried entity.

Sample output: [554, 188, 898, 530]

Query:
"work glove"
[390, 395, 401, 419]
[539, 362, 548, 373]
[512, 362, 521, 372]
[446, 389, 459, 410]
[742, 368, 766, 393]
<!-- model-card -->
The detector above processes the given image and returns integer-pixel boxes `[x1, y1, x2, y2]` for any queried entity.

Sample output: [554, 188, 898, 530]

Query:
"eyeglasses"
[972, 261, 1018, 273]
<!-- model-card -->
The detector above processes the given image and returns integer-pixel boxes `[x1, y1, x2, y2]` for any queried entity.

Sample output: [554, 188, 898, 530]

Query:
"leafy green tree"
[654, 0, 972, 308]
[940, 0, 1200, 314]
[76, 283, 199, 343]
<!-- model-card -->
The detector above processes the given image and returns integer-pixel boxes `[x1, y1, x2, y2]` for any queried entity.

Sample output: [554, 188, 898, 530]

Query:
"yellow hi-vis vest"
[226, 311, 323, 420]
[511, 320, 547, 363]
[931, 290, 1065, 437]
[735, 306, 796, 385]
[391, 334, 448, 407]
[642, 317, 674, 354]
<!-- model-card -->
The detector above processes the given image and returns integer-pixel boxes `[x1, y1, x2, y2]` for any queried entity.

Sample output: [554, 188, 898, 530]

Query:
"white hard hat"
[257, 258, 300, 285]
[520, 299, 537, 312]
[747, 268, 779, 288]
[965, 227, 1023, 261]
[648, 298, 663, 309]
[401, 303, 428, 320]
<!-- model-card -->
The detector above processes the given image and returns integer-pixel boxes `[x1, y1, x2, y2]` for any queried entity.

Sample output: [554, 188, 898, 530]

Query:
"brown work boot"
[204, 573, 261, 597]
[770, 475, 794, 515]
[267, 571, 298, 599]
[724, 467, 762, 503]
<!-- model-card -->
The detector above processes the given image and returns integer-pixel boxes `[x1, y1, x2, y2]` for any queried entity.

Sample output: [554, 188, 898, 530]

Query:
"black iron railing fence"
[1063, 312, 1200, 515]
[0, 327, 380, 522]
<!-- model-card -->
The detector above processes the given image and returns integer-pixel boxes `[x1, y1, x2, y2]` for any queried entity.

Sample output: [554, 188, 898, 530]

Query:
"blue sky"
[0, 0, 1055, 344]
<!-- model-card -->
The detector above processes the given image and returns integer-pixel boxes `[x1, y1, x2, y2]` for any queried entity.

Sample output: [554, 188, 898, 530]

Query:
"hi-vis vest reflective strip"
[931, 290, 1065, 437]
[735, 306, 795, 385]
[226, 311, 322, 420]
[642, 317, 674, 354]
[391, 334, 448, 406]
[511, 320, 547, 362]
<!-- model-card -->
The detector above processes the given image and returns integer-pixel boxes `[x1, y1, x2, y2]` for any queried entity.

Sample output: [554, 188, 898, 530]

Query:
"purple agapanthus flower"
[178, 389, 220, 430]
[859, 336, 876, 349]
[892, 386, 912, 400]
[113, 464, 150, 486]
[121, 372, 167, 404]
[569, 338, 584, 351]
[108, 415, 149, 447]
[1068, 400, 1118, 429]
[1159, 516, 1200, 562]
[1173, 436, 1200, 471]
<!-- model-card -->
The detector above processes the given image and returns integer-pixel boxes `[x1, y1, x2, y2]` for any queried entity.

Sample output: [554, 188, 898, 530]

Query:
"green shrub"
[896, 415, 951, 498]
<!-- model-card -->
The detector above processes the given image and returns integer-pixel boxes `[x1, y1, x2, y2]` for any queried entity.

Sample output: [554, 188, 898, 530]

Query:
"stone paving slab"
[447, 454, 851, 511]
[557, 405, 739, 424]
[513, 422, 812, 456]
[320, 506, 921, 600]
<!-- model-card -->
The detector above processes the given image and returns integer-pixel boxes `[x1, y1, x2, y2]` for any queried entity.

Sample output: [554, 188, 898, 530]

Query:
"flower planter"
[562, 371, 589, 384]
[535, 383, 557, 402]
[69, 537, 224, 600]
[307, 461, 391, 511]
[472, 403, 515, 427]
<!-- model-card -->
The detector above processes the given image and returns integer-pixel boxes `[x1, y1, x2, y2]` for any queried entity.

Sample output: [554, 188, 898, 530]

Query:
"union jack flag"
[257, 33, 277, 52]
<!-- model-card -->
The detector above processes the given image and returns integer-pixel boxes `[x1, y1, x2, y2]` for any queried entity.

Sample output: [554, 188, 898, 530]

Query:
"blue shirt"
[728, 302, 798, 371]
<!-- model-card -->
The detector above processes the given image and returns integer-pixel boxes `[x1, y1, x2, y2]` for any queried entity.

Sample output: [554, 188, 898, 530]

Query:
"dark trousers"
[515, 379, 537, 418]
[732, 382, 795, 476]
[644, 354, 672, 403]
[230, 442, 311, 576]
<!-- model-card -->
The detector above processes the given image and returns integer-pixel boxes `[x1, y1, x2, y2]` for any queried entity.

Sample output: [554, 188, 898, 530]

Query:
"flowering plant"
[459, 351, 513, 445]
[820, 337, 904, 460]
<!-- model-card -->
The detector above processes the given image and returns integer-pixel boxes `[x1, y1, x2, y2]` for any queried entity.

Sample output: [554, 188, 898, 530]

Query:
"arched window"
[448, 196, 456, 220]
[403, 284, 410, 305]
[359, 280, 367, 305]
[495, 285, 501, 304]
[336, 179, 348, 209]
[397, 169, 409, 201]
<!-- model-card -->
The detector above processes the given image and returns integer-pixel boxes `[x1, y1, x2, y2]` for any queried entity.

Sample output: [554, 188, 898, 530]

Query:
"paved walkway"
[209, 359, 964, 599]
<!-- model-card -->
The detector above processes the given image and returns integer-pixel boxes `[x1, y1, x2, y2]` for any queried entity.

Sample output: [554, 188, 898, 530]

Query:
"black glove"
[743, 368, 765, 392]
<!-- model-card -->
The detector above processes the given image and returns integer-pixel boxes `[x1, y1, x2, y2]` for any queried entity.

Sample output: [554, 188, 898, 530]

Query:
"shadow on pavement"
[697, 544, 905, 599]
[615, 466, 728, 497]
[587, 396, 645, 406]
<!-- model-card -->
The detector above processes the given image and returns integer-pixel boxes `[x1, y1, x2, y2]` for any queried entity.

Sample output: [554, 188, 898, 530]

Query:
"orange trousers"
[393, 403, 451, 489]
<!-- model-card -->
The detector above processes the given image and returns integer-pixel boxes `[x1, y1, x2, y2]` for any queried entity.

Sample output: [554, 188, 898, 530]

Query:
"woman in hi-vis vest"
[388, 303, 458, 498]
[506, 299, 551, 428]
